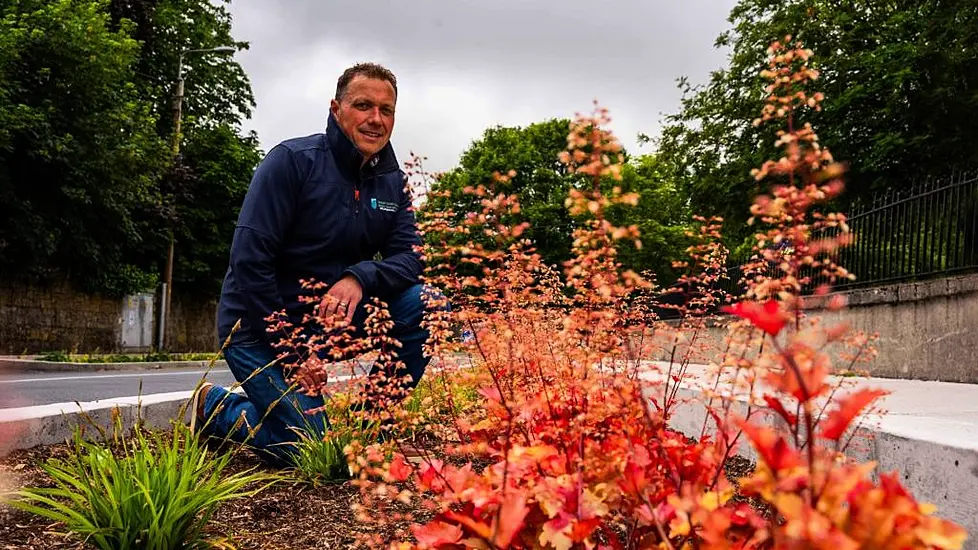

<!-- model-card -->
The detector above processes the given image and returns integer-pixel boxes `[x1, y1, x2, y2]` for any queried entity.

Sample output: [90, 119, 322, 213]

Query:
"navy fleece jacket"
[216, 114, 423, 345]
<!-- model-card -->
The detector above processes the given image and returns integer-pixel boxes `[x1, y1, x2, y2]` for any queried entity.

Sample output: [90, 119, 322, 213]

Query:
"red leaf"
[820, 388, 888, 441]
[417, 459, 446, 492]
[722, 299, 788, 336]
[764, 352, 830, 403]
[444, 510, 492, 540]
[412, 520, 463, 548]
[492, 493, 529, 548]
[735, 417, 801, 471]
[389, 454, 412, 482]
[618, 460, 649, 497]
[762, 394, 798, 428]
[571, 517, 602, 543]
[478, 385, 503, 403]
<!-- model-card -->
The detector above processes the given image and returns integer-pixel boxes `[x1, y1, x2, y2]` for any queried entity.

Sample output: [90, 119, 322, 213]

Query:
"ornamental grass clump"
[7, 413, 277, 550]
[285, 391, 387, 486]
[288, 37, 966, 550]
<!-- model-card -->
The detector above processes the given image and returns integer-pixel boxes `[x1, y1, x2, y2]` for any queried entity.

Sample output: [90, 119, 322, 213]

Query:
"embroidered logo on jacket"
[370, 198, 398, 212]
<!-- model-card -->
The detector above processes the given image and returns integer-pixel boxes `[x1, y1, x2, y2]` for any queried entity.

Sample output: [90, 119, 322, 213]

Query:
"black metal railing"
[837, 171, 978, 288]
[724, 171, 978, 298]
[648, 171, 978, 316]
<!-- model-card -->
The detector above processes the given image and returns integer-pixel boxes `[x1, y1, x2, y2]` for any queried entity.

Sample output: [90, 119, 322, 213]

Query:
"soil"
[0, 440, 761, 549]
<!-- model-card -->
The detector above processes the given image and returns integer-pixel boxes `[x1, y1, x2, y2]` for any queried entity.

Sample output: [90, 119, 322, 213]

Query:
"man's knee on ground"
[388, 284, 450, 331]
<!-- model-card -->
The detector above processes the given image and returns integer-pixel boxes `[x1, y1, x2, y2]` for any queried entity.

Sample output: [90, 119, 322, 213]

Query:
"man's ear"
[329, 98, 340, 117]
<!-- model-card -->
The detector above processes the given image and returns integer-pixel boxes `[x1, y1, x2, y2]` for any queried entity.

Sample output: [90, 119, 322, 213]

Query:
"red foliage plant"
[283, 39, 967, 550]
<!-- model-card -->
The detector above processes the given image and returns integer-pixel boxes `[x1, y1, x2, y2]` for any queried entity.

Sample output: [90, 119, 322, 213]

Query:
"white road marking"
[0, 369, 220, 384]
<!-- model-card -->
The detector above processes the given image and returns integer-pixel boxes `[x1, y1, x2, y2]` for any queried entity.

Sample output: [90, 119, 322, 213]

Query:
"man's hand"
[317, 275, 363, 324]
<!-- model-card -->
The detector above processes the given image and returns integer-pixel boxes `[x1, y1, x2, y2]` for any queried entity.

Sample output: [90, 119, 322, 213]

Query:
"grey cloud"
[229, 0, 737, 170]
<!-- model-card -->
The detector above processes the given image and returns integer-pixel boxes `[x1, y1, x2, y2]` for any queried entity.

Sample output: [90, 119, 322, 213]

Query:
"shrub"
[7, 415, 278, 550]
[38, 350, 71, 362]
[293, 38, 967, 550]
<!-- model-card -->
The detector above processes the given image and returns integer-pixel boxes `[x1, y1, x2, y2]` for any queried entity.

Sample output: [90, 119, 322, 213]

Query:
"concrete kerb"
[642, 362, 978, 550]
[0, 388, 252, 457]
[0, 357, 228, 374]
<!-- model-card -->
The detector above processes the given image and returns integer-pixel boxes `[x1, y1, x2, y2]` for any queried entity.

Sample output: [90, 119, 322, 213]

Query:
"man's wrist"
[342, 268, 367, 292]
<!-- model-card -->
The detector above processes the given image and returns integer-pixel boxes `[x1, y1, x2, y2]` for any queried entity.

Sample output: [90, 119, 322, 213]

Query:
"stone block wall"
[164, 297, 219, 353]
[0, 281, 218, 354]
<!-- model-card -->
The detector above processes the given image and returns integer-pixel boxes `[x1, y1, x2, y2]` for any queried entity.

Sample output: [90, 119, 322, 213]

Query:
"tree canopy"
[0, 0, 261, 296]
[419, 119, 693, 286]
[656, 0, 978, 243]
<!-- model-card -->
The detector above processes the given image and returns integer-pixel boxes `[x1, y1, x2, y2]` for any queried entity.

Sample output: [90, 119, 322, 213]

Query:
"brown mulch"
[0, 440, 414, 550]
[723, 455, 776, 520]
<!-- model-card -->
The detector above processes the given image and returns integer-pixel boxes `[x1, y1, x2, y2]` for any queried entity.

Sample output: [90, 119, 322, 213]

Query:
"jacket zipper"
[354, 168, 362, 217]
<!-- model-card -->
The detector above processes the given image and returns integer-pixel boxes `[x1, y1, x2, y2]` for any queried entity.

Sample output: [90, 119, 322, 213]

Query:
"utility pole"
[158, 46, 235, 351]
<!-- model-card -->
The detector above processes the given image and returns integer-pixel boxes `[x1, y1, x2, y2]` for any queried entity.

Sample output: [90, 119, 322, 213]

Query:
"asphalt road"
[0, 367, 237, 408]
[0, 356, 460, 409]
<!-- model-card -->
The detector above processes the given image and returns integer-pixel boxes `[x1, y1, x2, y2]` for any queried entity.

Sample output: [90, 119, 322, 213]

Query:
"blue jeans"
[201, 283, 445, 466]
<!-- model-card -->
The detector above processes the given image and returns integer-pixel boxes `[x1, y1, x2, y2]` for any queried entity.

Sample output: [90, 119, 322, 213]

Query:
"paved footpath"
[640, 362, 978, 450]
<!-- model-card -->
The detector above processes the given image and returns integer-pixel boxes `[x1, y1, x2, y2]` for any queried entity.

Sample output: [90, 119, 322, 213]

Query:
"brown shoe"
[188, 382, 214, 434]
[189, 383, 235, 454]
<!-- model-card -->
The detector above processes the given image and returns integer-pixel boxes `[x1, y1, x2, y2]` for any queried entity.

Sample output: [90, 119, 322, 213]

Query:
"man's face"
[330, 75, 396, 159]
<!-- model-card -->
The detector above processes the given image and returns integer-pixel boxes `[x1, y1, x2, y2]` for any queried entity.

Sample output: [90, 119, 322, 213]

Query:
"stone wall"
[0, 281, 218, 354]
[164, 296, 219, 353]
[654, 273, 978, 384]
[0, 281, 120, 354]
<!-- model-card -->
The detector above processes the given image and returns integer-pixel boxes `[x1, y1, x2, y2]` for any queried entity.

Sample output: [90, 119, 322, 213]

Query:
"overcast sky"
[227, 0, 738, 173]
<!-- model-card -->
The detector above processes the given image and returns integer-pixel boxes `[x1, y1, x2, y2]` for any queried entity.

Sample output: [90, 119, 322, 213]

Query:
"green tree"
[656, 0, 978, 244]
[608, 155, 692, 285]
[108, 0, 255, 134]
[0, 0, 169, 294]
[170, 123, 262, 295]
[0, 0, 259, 296]
[108, 0, 259, 295]
[423, 119, 578, 269]
[421, 119, 693, 286]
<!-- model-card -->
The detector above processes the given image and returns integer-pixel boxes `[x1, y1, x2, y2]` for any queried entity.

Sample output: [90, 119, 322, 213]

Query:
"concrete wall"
[819, 274, 978, 383]
[0, 281, 217, 354]
[656, 273, 978, 384]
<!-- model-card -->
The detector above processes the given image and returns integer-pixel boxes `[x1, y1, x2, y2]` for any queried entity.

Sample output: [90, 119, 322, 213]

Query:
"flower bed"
[0, 429, 758, 549]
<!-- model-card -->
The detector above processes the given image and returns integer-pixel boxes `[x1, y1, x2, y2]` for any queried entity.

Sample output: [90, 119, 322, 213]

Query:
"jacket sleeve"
[228, 144, 302, 341]
[345, 181, 423, 296]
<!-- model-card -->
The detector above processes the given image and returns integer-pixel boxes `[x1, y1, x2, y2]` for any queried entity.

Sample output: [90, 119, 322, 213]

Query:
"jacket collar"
[326, 112, 400, 179]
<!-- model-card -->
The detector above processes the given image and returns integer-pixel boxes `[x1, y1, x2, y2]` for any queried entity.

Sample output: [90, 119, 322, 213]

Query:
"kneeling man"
[193, 62, 443, 466]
